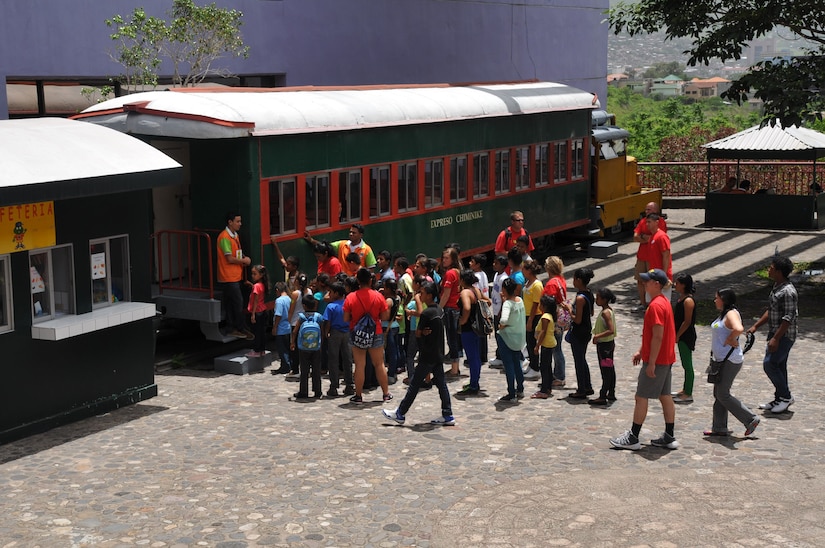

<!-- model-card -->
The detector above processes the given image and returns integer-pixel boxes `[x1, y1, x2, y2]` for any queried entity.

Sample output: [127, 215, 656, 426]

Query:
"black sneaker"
[458, 384, 480, 395]
[349, 395, 363, 404]
[293, 392, 309, 399]
[498, 394, 518, 403]
[327, 388, 339, 398]
[650, 432, 679, 449]
[383, 392, 394, 402]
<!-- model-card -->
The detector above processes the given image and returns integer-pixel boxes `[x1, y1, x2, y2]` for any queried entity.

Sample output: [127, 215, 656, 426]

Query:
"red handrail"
[150, 230, 215, 299]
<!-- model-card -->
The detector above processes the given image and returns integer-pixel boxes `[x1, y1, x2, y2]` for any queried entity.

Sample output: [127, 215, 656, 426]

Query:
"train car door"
[149, 140, 192, 282]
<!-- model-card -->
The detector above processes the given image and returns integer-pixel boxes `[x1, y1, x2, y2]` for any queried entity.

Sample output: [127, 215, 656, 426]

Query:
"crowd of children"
[241, 237, 674, 425]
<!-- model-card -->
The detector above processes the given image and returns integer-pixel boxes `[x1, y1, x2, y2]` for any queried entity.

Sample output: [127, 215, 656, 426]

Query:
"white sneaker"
[770, 397, 794, 413]
[430, 415, 456, 426]
[488, 358, 503, 367]
[758, 399, 779, 410]
[522, 368, 540, 380]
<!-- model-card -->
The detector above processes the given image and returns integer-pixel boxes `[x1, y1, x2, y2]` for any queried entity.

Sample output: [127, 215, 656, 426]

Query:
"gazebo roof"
[703, 123, 825, 160]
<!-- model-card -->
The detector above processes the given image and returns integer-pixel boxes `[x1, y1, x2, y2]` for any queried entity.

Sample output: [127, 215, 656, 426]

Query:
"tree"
[106, 8, 167, 91]
[641, 62, 686, 80]
[608, 0, 825, 127]
[106, 0, 249, 91]
[164, 0, 250, 87]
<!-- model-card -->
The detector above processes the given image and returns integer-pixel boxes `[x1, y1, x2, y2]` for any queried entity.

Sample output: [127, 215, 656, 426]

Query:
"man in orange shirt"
[305, 223, 376, 277]
[218, 212, 253, 339]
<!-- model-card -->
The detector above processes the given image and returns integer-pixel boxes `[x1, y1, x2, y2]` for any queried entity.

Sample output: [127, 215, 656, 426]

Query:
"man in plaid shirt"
[747, 256, 798, 414]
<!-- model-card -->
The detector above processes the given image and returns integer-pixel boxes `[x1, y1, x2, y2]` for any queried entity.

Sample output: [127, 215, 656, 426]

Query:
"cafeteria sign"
[0, 202, 56, 254]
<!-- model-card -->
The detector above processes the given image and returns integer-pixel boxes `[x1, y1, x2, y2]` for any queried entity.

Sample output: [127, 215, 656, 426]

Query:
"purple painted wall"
[0, 0, 608, 118]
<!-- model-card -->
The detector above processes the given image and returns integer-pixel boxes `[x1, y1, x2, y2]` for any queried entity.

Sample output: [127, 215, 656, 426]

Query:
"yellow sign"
[0, 202, 56, 254]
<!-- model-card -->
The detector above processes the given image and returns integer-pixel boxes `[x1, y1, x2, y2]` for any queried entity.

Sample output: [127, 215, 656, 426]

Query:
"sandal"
[530, 391, 549, 399]
[702, 430, 730, 437]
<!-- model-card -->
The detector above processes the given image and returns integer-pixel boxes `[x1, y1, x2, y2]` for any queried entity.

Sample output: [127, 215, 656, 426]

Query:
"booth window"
[269, 178, 297, 235]
[338, 170, 362, 222]
[90, 236, 131, 308]
[0, 255, 11, 333]
[305, 173, 330, 229]
[30, 244, 75, 323]
[424, 159, 443, 208]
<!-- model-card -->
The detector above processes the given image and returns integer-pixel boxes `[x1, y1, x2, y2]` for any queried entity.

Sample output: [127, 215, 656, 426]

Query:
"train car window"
[90, 235, 131, 309]
[0, 255, 12, 333]
[535, 144, 549, 187]
[424, 159, 444, 208]
[369, 166, 391, 218]
[495, 150, 510, 194]
[515, 147, 530, 190]
[305, 173, 330, 229]
[338, 171, 362, 223]
[473, 153, 490, 198]
[449, 156, 467, 203]
[572, 139, 585, 180]
[398, 162, 418, 212]
[30, 244, 75, 323]
[269, 178, 297, 235]
[554, 141, 569, 183]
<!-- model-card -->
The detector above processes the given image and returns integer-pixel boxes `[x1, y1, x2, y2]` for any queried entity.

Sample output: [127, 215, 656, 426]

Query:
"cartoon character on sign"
[12, 222, 27, 249]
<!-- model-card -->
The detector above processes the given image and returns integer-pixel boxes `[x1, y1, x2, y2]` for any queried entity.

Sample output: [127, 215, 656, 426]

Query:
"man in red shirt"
[645, 213, 672, 303]
[632, 202, 667, 311]
[610, 269, 677, 451]
[494, 211, 534, 255]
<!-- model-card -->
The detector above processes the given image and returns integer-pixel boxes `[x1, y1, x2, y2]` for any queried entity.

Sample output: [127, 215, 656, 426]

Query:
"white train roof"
[75, 82, 599, 139]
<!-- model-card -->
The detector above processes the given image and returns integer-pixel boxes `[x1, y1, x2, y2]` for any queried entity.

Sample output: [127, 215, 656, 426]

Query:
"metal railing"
[637, 161, 825, 196]
[151, 230, 215, 299]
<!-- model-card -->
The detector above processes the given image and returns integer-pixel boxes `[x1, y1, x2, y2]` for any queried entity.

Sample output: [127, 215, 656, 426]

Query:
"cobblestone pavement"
[2, 210, 825, 547]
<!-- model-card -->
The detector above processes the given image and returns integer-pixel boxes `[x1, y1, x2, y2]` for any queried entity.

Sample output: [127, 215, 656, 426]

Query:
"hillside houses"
[608, 74, 734, 100]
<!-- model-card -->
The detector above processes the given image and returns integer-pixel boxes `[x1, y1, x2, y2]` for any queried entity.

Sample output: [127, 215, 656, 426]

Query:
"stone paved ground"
[2, 210, 825, 547]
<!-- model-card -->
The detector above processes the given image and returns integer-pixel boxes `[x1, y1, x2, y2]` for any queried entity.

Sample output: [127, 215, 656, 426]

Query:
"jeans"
[712, 360, 756, 432]
[384, 326, 400, 378]
[553, 330, 566, 381]
[460, 330, 482, 390]
[568, 335, 592, 393]
[274, 333, 292, 371]
[443, 307, 461, 361]
[398, 355, 453, 419]
[497, 333, 524, 397]
[405, 331, 419, 379]
[763, 336, 794, 400]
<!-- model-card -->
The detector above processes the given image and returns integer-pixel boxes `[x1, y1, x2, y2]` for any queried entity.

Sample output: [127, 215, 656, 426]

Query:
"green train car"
[77, 81, 653, 339]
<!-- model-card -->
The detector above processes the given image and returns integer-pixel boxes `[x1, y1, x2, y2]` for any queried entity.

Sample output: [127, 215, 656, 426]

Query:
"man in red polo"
[494, 211, 534, 255]
[632, 202, 667, 311]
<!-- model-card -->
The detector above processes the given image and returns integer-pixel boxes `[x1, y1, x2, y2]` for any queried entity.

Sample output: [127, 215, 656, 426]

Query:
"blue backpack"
[297, 312, 323, 351]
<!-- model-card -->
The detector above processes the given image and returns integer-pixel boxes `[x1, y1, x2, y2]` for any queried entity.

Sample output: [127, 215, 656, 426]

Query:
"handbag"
[706, 347, 734, 384]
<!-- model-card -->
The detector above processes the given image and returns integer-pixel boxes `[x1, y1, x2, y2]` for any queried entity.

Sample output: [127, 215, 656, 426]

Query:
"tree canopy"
[106, 0, 249, 91]
[608, 0, 825, 127]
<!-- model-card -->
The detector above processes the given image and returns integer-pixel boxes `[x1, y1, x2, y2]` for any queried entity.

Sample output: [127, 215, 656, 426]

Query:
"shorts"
[635, 363, 672, 399]
[352, 333, 385, 350]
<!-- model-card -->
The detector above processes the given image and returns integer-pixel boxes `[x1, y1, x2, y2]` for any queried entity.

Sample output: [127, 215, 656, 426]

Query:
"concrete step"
[214, 350, 273, 375]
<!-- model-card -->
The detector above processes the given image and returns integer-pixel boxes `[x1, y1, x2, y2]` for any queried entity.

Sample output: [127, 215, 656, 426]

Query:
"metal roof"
[0, 117, 181, 206]
[703, 123, 825, 160]
[74, 82, 599, 139]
